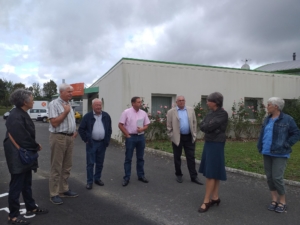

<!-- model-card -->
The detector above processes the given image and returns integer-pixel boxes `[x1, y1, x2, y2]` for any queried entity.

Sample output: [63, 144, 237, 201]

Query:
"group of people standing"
[3, 84, 300, 224]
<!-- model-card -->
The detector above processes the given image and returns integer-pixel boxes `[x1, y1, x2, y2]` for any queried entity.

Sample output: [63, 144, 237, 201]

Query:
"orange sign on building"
[70, 83, 84, 96]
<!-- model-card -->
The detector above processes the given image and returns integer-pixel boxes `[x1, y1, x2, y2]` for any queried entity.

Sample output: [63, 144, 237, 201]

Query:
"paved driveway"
[0, 118, 299, 225]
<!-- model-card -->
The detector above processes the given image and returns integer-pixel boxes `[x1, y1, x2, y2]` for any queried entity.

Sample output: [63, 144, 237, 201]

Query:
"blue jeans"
[9, 170, 37, 218]
[123, 134, 145, 180]
[86, 140, 107, 184]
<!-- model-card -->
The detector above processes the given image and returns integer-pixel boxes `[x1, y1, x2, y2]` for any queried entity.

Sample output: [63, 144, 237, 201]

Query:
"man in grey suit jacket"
[166, 96, 203, 185]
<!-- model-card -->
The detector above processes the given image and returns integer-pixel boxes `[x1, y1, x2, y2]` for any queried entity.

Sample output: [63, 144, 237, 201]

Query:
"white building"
[82, 58, 300, 139]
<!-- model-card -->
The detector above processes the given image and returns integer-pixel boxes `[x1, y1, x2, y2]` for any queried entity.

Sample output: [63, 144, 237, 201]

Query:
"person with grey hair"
[78, 98, 112, 190]
[166, 95, 203, 185]
[48, 83, 78, 205]
[4, 89, 48, 224]
[257, 97, 300, 213]
[198, 92, 228, 213]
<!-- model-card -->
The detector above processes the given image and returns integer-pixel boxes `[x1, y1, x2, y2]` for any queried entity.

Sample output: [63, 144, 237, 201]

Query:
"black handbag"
[8, 133, 39, 165]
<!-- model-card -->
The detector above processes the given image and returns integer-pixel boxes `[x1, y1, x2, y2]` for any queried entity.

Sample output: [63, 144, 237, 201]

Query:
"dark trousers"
[86, 140, 107, 184]
[8, 170, 37, 218]
[123, 134, 145, 180]
[172, 134, 197, 179]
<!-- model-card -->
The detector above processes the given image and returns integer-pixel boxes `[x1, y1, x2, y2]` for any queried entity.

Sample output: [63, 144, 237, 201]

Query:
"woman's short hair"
[267, 97, 285, 111]
[9, 89, 33, 108]
[207, 92, 223, 108]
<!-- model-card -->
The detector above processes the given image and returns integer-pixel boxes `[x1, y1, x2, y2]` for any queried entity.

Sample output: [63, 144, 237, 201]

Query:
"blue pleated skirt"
[199, 141, 227, 181]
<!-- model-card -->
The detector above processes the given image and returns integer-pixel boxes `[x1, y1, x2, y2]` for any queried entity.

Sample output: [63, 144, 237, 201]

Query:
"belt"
[180, 133, 191, 136]
[92, 139, 104, 142]
[129, 134, 139, 136]
[56, 132, 74, 136]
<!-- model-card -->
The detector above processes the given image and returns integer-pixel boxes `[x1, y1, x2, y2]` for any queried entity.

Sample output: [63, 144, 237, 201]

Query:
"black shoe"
[86, 183, 93, 190]
[122, 179, 129, 187]
[191, 177, 204, 185]
[176, 175, 183, 183]
[94, 180, 104, 186]
[198, 202, 210, 213]
[210, 198, 221, 206]
[138, 177, 149, 183]
[59, 190, 78, 198]
[50, 195, 63, 205]
[267, 201, 277, 211]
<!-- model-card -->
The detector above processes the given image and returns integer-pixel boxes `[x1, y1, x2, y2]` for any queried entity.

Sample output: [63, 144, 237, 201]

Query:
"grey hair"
[207, 92, 223, 107]
[92, 98, 102, 104]
[9, 89, 33, 108]
[59, 83, 73, 92]
[176, 95, 185, 101]
[267, 97, 285, 111]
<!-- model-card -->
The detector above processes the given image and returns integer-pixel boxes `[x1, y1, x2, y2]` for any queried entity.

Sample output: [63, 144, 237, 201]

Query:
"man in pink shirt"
[118, 97, 150, 187]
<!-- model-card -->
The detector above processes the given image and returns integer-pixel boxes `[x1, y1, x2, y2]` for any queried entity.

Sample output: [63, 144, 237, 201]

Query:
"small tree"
[43, 80, 58, 99]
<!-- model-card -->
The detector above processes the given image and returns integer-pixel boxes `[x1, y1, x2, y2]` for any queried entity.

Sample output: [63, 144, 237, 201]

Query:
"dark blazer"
[78, 111, 112, 147]
[200, 108, 228, 142]
[3, 107, 39, 174]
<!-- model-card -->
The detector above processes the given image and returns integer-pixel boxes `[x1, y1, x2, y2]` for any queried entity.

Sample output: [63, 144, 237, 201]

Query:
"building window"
[151, 96, 172, 115]
[244, 98, 263, 119]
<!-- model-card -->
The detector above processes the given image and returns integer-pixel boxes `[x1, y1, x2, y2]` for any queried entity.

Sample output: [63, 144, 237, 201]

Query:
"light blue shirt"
[92, 112, 105, 141]
[177, 106, 190, 134]
[262, 117, 290, 158]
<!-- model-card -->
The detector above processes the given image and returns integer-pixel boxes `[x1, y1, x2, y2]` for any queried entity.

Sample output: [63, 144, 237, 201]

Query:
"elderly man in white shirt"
[48, 83, 78, 205]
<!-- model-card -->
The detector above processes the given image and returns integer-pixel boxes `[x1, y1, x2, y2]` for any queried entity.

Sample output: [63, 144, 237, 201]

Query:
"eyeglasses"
[177, 100, 185, 102]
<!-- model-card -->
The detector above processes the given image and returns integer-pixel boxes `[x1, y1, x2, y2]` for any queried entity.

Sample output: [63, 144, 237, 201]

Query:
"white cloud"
[0, 64, 15, 73]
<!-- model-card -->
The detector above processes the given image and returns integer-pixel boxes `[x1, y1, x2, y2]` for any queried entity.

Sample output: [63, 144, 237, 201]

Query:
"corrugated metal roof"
[255, 60, 300, 72]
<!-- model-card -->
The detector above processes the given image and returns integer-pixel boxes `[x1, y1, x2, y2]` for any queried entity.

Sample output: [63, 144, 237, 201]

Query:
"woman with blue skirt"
[198, 92, 228, 213]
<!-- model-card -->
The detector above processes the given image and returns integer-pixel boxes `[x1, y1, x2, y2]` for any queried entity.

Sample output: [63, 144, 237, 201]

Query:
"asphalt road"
[0, 118, 300, 225]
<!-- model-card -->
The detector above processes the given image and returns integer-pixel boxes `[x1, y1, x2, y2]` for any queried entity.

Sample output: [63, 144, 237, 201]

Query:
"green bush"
[229, 99, 266, 140]
[283, 98, 300, 128]
[141, 101, 168, 140]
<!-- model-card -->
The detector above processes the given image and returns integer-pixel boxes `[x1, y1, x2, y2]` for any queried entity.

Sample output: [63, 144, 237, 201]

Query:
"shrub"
[283, 98, 300, 129]
[140, 101, 168, 140]
[229, 99, 266, 140]
[193, 102, 208, 129]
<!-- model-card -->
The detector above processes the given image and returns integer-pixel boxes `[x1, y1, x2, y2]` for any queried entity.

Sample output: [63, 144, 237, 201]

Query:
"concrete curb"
[145, 147, 300, 187]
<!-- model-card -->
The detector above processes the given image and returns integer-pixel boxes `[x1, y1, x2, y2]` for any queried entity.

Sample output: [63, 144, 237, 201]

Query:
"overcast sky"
[0, 0, 299, 88]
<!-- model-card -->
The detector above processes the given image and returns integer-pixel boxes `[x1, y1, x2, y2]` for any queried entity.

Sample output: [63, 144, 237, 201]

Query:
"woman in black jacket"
[198, 92, 228, 213]
[4, 89, 48, 224]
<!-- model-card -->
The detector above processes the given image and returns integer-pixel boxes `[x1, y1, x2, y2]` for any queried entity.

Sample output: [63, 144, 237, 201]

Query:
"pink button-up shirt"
[119, 107, 150, 134]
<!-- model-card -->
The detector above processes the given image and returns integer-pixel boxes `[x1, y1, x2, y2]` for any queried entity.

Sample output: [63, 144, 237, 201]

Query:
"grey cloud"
[0, 0, 299, 87]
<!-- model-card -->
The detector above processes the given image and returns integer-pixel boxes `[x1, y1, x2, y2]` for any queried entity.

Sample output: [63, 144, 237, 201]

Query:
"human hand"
[38, 144, 42, 151]
[137, 127, 143, 133]
[73, 131, 78, 138]
[62, 103, 71, 113]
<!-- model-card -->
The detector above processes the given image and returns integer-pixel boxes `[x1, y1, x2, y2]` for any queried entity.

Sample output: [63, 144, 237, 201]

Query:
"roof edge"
[90, 58, 300, 87]
[122, 57, 300, 76]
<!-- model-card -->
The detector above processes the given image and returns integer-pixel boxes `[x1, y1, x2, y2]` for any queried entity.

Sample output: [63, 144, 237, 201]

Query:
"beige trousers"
[49, 133, 74, 197]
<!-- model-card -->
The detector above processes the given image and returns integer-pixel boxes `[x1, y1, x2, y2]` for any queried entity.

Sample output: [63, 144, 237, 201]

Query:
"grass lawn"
[0, 108, 8, 116]
[0, 106, 12, 116]
[146, 140, 300, 182]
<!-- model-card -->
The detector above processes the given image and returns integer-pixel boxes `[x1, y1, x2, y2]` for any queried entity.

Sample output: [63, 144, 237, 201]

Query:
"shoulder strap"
[8, 133, 20, 149]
